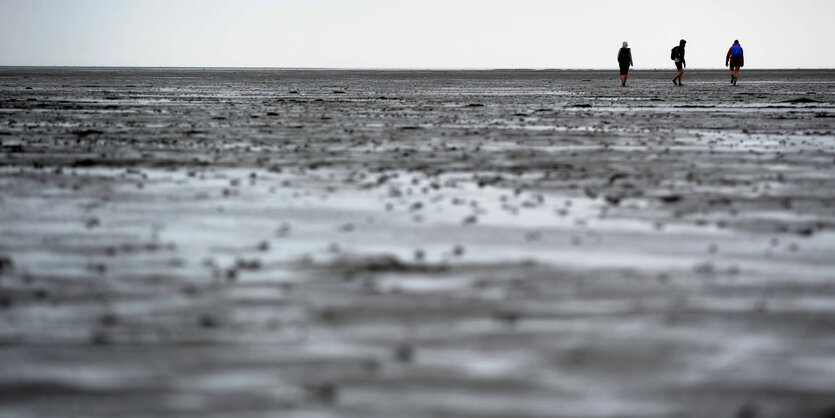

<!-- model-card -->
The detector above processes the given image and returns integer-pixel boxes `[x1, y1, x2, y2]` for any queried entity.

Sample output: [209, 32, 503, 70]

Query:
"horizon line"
[1, 65, 834, 71]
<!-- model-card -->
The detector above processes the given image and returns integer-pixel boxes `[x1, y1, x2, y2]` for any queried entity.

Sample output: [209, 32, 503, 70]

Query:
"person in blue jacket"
[725, 40, 744, 85]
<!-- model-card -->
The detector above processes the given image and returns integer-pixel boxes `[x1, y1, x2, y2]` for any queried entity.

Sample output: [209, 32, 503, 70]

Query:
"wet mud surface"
[1, 68, 835, 417]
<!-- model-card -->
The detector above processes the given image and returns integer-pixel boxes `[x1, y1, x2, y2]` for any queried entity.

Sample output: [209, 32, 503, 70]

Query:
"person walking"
[672, 39, 686, 85]
[725, 40, 744, 85]
[617, 41, 633, 86]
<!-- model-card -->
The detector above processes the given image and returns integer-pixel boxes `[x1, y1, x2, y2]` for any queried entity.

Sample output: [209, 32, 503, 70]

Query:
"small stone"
[462, 215, 478, 225]
[236, 258, 262, 271]
[85, 217, 101, 229]
[525, 231, 541, 241]
[199, 314, 220, 328]
[88, 263, 107, 275]
[276, 223, 291, 237]
[181, 285, 200, 296]
[736, 402, 758, 418]
[693, 262, 715, 274]
[99, 313, 118, 327]
[90, 330, 110, 345]
[319, 307, 338, 323]
[494, 310, 520, 326]
[0, 255, 12, 273]
[394, 343, 414, 363]
[308, 382, 338, 403]
[362, 359, 381, 373]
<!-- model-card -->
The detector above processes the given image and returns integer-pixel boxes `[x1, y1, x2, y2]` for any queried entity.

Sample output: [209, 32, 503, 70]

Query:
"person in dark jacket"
[672, 39, 686, 85]
[617, 41, 633, 86]
[725, 40, 744, 85]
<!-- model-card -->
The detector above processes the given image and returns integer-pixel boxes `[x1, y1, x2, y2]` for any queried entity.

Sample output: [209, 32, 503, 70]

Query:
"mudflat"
[1, 68, 834, 417]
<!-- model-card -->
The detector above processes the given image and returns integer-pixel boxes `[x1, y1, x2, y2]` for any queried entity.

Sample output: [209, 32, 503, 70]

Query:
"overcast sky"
[1, 0, 833, 69]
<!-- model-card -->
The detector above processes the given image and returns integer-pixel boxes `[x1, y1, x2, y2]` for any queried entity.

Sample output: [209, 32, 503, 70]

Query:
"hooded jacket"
[674, 45, 686, 65]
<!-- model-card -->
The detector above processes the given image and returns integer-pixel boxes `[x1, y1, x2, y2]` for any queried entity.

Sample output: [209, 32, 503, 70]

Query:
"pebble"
[307, 382, 338, 403]
[0, 255, 12, 272]
[736, 402, 758, 418]
[462, 215, 478, 225]
[199, 313, 220, 328]
[89, 330, 110, 345]
[276, 223, 291, 237]
[394, 343, 414, 363]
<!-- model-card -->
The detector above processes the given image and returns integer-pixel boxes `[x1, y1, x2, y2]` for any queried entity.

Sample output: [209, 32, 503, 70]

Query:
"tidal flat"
[1, 68, 834, 417]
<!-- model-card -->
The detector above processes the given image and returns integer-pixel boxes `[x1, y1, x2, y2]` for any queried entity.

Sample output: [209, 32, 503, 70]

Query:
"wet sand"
[1, 68, 835, 417]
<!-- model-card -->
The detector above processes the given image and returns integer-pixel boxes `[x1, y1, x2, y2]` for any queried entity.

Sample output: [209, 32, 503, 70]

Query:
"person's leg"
[623, 73, 628, 85]
[675, 68, 684, 84]
[734, 67, 740, 83]
[620, 74, 626, 85]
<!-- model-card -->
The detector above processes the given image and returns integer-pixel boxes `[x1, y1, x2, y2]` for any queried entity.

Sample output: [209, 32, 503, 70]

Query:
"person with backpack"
[671, 39, 686, 85]
[725, 40, 744, 85]
[617, 41, 633, 86]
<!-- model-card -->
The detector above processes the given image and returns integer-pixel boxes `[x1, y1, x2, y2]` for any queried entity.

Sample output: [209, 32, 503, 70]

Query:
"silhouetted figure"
[672, 39, 686, 85]
[618, 41, 633, 86]
[726, 40, 744, 85]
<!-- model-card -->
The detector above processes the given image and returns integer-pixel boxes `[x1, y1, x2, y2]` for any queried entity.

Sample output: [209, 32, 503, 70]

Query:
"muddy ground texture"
[1, 69, 835, 417]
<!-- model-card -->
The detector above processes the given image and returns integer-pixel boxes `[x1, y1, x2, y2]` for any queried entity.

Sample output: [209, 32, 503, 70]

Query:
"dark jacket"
[674, 45, 686, 66]
[618, 47, 633, 66]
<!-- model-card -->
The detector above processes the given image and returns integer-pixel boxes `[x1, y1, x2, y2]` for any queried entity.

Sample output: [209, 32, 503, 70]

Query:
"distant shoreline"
[1, 66, 833, 72]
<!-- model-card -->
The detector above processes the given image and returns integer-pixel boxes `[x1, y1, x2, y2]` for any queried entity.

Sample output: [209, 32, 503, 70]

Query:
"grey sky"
[1, 0, 833, 69]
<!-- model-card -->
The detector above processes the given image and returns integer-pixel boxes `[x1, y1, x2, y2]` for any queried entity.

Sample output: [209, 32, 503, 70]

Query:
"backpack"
[730, 44, 743, 58]
[670, 46, 678, 60]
